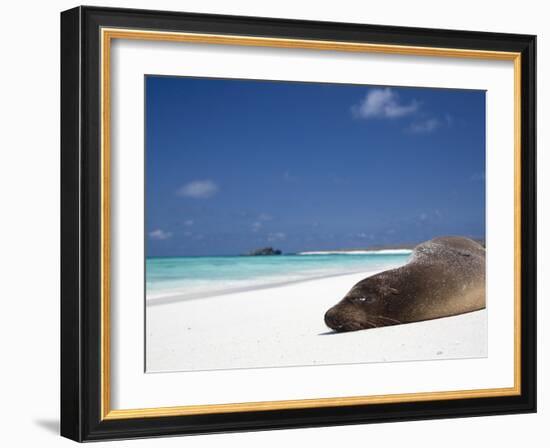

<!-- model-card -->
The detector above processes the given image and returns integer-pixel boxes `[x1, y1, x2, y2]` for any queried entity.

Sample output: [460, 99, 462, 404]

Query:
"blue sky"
[146, 76, 485, 257]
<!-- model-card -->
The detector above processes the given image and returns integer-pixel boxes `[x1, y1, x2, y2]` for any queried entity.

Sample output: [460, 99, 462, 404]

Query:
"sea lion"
[324, 236, 485, 332]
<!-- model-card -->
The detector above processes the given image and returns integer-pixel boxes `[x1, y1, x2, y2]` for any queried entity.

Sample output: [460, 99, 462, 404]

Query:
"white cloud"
[149, 229, 172, 240]
[353, 88, 419, 119]
[258, 213, 272, 221]
[409, 117, 440, 134]
[184, 219, 194, 226]
[177, 180, 219, 199]
[251, 221, 262, 232]
[267, 232, 286, 242]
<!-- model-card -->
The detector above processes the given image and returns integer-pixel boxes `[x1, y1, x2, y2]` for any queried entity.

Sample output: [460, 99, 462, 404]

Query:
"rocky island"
[247, 247, 282, 256]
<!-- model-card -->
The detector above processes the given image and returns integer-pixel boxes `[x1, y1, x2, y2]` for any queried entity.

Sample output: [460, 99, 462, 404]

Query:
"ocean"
[146, 251, 412, 301]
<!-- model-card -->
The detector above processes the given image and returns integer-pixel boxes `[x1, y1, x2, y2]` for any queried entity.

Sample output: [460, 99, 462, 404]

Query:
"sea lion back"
[410, 236, 485, 266]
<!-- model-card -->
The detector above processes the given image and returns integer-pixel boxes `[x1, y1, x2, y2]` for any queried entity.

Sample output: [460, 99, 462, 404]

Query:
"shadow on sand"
[317, 330, 341, 336]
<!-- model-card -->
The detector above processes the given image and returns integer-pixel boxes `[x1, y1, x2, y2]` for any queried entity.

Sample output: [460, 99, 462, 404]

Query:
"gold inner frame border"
[99, 27, 522, 420]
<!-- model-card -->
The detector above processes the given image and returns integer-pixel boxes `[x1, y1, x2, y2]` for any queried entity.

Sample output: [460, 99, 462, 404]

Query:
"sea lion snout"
[324, 302, 375, 332]
[324, 279, 393, 332]
[324, 306, 345, 331]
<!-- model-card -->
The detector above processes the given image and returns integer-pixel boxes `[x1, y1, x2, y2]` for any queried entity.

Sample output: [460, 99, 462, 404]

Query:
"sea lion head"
[324, 276, 400, 332]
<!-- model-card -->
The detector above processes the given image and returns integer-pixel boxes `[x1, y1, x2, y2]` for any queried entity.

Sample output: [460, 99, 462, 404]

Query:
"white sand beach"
[146, 269, 487, 372]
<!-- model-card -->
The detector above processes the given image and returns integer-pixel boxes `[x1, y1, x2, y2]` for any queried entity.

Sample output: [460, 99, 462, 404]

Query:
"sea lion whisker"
[373, 315, 402, 325]
[363, 318, 379, 329]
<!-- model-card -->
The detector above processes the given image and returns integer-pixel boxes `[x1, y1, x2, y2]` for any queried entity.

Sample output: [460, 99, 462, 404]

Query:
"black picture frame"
[61, 5, 536, 442]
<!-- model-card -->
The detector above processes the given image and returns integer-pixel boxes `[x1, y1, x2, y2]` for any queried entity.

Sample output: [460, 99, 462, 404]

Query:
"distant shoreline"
[146, 237, 485, 258]
[298, 237, 485, 254]
[146, 249, 413, 259]
[146, 245, 416, 259]
[298, 249, 413, 255]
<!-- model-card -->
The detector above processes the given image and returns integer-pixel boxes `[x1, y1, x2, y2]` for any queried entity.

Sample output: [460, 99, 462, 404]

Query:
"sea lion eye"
[356, 296, 375, 304]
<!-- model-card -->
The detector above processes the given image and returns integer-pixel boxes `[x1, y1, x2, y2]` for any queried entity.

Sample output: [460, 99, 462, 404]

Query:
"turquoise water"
[146, 252, 411, 301]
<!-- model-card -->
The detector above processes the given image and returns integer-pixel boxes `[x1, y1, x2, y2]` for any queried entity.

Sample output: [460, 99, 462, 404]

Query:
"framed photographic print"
[60, 6, 536, 442]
